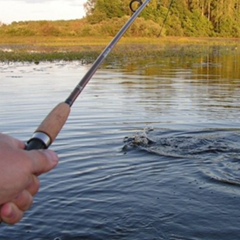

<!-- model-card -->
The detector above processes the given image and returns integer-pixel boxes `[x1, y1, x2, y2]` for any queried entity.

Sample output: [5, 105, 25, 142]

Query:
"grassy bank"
[0, 36, 240, 63]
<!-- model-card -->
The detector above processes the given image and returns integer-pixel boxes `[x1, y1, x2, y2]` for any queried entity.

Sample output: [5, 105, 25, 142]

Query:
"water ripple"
[124, 128, 240, 187]
[1, 60, 240, 240]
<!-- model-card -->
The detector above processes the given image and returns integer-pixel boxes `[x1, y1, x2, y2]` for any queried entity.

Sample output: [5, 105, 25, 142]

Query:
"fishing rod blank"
[26, 0, 151, 150]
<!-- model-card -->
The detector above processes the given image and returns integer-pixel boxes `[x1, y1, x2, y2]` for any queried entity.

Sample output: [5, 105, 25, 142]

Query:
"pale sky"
[0, 0, 87, 24]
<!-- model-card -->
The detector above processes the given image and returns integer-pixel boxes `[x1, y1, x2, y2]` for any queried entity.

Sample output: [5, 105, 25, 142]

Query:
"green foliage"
[84, 0, 240, 38]
[1, 0, 240, 38]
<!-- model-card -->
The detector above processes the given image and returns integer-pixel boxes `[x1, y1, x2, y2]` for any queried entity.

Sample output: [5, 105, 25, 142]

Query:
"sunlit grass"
[0, 36, 239, 62]
[1, 36, 240, 46]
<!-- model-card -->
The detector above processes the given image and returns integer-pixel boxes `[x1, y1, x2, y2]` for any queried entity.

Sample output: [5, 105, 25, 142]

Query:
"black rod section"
[65, 0, 151, 107]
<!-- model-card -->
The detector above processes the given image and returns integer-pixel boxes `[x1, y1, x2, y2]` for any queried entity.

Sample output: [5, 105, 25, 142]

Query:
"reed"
[0, 36, 239, 63]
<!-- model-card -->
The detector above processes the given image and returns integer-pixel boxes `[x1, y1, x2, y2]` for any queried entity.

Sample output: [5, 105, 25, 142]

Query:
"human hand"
[0, 133, 59, 225]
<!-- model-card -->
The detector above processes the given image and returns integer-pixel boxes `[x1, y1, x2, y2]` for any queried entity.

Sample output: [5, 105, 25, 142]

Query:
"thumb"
[26, 149, 59, 175]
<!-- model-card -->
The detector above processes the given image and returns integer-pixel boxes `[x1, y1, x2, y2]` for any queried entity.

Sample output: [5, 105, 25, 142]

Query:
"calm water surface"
[1, 46, 240, 239]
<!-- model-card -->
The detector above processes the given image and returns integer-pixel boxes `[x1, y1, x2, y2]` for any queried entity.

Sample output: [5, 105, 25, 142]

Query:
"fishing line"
[158, 0, 174, 37]
[26, 0, 151, 150]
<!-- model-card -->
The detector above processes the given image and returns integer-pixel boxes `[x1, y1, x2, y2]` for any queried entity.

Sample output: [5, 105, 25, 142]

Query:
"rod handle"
[26, 102, 71, 150]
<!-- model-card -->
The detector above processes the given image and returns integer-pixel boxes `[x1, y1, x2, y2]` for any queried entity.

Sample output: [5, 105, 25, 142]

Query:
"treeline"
[0, 0, 240, 38]
[85, 0, 240, 37]
[0, 20, 90, 37]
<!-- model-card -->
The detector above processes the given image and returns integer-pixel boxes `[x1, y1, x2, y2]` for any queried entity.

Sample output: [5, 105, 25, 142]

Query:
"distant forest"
[1, 0, 240, 38]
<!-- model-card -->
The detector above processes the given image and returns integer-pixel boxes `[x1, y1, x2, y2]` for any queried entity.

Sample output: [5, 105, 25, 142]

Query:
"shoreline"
[0, 36, 239, 63]
[1, 36, 240, 46]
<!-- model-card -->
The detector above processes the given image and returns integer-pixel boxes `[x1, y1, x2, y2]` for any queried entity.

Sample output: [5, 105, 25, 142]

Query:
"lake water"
[0, 45, 240, 239]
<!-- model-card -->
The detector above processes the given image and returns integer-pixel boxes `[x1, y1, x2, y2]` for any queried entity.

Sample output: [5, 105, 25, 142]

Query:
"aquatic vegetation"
[0, 36, 239, 63]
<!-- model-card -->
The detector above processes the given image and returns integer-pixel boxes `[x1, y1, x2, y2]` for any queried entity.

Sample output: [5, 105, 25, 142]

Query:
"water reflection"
[0, 45, 240, 240]
[114, 45, 240, 81]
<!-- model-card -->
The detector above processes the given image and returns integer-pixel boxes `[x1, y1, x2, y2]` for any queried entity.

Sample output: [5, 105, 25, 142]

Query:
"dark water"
[1, 46, 240, 239]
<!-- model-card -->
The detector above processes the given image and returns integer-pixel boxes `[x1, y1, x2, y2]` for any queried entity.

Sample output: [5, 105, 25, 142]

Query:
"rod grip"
[26, 138, 47, 150]
[26, 102, 71, 150]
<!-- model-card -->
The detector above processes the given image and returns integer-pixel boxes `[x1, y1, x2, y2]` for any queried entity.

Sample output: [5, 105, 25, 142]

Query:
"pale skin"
[0, 133, 59, 225]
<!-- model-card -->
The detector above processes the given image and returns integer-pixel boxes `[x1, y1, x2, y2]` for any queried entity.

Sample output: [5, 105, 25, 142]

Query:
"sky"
[0, 0, 88, 24]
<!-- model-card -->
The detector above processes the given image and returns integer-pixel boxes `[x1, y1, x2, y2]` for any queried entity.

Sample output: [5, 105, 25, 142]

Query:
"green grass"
[0, 36, 239, 63]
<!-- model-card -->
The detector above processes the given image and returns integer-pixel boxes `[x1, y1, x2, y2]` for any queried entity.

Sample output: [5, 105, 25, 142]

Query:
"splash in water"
[123, 127, 240, 186]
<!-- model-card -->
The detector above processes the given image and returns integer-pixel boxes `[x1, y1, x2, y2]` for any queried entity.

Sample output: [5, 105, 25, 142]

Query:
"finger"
[26, 149, 59, 175]
[12, 190, 33, 212]
[26, 175, 40, 196]
[0, 202, 24, 225]
[0, 133, 25, 149]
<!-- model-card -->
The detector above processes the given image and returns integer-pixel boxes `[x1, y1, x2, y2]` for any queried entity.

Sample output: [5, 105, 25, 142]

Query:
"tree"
[84, 0, 97, 16]
[83, 0, 240, 37]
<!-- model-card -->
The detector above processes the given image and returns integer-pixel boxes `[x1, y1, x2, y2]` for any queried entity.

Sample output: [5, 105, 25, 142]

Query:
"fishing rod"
[26, 0, 151, 150]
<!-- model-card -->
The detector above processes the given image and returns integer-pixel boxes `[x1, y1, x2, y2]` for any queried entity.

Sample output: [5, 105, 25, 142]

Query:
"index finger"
[0, 133, 25, 149]
[25, 150, 59, 175]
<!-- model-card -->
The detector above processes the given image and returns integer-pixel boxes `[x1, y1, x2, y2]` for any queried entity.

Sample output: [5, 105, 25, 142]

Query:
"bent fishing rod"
[26, 0, 151, 150]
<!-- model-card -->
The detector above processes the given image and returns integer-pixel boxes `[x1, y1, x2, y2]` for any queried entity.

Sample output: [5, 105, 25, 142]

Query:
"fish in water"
[122, 127, 155, 151]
